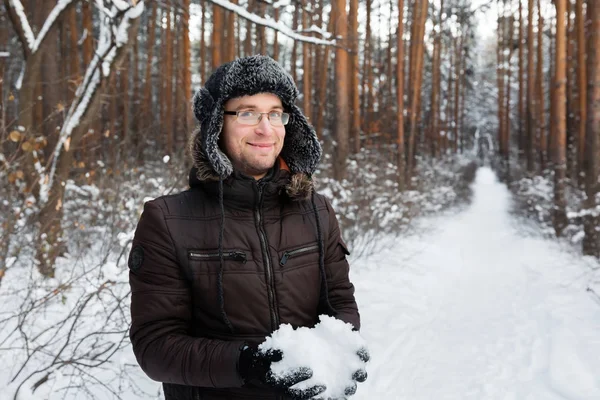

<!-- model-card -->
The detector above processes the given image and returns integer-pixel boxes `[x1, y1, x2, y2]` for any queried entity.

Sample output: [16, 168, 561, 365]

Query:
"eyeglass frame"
[223, 110, 290, 126]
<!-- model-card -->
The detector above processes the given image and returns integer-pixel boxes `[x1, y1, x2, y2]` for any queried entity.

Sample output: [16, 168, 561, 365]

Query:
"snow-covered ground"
[3, 166, 600, 400]
[352, 167, 600, 400]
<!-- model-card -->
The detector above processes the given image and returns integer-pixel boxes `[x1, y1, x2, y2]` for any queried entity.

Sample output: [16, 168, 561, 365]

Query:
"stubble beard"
[234, 151, 279, 178]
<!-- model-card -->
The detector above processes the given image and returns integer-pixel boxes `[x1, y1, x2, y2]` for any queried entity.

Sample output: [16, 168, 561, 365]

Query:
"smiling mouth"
[248, 143, 274, 148]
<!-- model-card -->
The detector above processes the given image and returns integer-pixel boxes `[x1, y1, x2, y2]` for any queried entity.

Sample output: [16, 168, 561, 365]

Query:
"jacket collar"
[188, 155, 315, 202]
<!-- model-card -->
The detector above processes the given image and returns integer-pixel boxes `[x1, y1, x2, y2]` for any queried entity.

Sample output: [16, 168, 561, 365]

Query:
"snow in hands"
[259, 315, 369, 399]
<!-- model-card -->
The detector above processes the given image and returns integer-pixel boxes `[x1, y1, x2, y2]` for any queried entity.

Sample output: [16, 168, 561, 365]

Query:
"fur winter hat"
[190, 55, 322, 180]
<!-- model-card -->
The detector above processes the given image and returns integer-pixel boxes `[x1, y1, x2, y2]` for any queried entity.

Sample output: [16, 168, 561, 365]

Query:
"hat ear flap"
[281, 104, 322, 175]
[193, 87, 215, 123]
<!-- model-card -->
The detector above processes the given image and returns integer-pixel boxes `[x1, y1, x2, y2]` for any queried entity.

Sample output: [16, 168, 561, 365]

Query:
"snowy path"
[352, 167, 600, 400]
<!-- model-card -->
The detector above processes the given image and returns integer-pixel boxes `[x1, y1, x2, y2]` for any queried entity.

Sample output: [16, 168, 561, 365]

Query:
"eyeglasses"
[224, 110, 290, 127]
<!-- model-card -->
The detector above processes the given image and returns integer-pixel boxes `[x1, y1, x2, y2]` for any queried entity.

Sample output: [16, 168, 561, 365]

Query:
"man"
[128, 55, 366, 400]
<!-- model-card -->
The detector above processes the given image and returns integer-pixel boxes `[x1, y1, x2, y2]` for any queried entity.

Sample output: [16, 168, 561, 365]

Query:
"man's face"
[221, 93, 286, 180]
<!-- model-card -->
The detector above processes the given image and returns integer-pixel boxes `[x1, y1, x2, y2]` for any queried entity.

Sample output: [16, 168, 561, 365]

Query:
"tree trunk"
[302, 2, 312, 122]
[226, 0, 237, 62]
[291, 5, 299, 84]
[553, 0, 568, 237]
[429, 0, 443, 158]
[566, 0, 577, 182]
[505, 1, 514, 172]
[583, 0, 600, 256]
[536, 0, 547, 170]
[333, 0, 349, 180]
[526, 0, 536, 173]
[453, 34, 461, 154]
[142, 0, 156, 162]
[183, 0, 192, 134]
[212, 5, 223, 69]
[575, 0, 586, 186]
[244, 0, 253, 56]
[362, 0, 372, 138]
[200, 1, 207, 81]
[497, 3, 505, 167]
[396, 0, 405, 190]
[273, 8, 280, 60]
[67, 6, 79, 104]
[122, 55, 130, 152]
[518, 0, 525, 160]
[315, 13, 334, 139]
[166, 4, 173, 154]
[407, 0, 429, 180]
[349, 0, 360, 153]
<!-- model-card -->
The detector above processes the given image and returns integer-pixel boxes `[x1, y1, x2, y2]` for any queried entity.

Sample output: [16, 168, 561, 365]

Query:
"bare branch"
[208, 0, 337, 46]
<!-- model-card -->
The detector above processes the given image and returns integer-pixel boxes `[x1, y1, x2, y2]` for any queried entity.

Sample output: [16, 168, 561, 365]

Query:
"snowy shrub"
[507, 166, 588, 245]
[316, 146, 478, 258]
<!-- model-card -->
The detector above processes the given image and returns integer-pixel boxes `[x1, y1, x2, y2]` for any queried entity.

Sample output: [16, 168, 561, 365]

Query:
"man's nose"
[254, 114, 272, 133]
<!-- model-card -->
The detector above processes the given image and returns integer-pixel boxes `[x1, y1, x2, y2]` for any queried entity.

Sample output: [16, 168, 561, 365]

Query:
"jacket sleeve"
[128, 200, 245, 388]
[323, 197, 361, 330]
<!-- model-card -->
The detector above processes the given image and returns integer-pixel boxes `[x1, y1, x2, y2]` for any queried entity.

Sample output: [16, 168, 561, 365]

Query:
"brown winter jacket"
[128, 160, 360, 400]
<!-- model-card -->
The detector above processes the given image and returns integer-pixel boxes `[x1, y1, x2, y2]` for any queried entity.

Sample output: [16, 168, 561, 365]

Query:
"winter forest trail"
[352, 167, 600, 400]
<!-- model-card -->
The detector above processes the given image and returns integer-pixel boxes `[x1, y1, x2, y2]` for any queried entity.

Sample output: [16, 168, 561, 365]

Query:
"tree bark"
[182, 0, 192, 135]
[407, 0, 429, 180]
[566, 0, 578, 182]
[575, 0, 586, 186]
[165, 3, 173, 154]
[302, 2, 312, 122]
[553, 0, 568, 237]
[536, 0, 546, 170]
[67, 6, 79, 103]
[396, 0, 405, 190]
[333, 0, 349, 180]
[518, 0, 525, 160]
[429, 0, 443, 158]
[349, 0, 360, 153]
[526, 0, 536, 173]
[583, 0, 600, 256]
[226, 0, 237, 62]
[212, 4, 223, 69]
[315, 12, 334, 140]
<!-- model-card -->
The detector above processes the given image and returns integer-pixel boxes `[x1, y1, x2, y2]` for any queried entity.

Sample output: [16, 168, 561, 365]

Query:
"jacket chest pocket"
[187, 249, 252, 275]
[278, 243, 320, 271]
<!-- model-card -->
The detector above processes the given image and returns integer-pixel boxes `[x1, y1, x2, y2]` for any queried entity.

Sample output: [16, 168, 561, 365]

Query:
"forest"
[1, 0, 599, 274]
[1, 0, 600, 398]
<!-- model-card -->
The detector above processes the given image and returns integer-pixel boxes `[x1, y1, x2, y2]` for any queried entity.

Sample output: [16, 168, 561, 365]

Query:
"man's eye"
[269, 112, 282, 119]
[238, 111, 255, 118]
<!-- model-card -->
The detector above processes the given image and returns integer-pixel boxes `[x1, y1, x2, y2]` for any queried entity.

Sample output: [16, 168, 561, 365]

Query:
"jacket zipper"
[280, 244, 320, 266]
[188, 250, 247, 263]
[256, 183, 279, 330]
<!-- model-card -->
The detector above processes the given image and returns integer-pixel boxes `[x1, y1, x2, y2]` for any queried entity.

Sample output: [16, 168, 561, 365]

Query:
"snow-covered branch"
[39, 0, 144, 204]
[4, 0, 35, 57]
[5, 0, 78, 57]
[32, 0, 77, 53]
[209, 0, 338, 46]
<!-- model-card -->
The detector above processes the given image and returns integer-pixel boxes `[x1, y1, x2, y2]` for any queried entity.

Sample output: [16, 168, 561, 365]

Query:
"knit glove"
[322, 347, 370, 400]
[237, 344, 327, 399]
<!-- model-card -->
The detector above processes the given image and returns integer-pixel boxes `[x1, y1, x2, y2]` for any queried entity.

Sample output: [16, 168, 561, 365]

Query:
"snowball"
[163, 155, 170, 163]
[259, 315, 368, 399]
